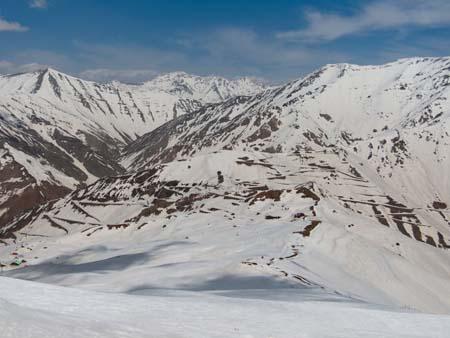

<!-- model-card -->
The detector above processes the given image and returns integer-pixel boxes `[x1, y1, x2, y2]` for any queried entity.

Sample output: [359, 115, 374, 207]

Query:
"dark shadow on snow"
[2, 241, 190, 281]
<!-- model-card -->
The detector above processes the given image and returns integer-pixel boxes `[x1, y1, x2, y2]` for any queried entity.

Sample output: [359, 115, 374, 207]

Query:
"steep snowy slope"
[0, 69, 266, 229]
[123, 57, 450, 168]
[1, 57, 449, 315]
[122, 57, 450, 229]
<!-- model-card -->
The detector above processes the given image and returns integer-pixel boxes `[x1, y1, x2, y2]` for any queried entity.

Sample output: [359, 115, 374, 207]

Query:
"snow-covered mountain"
[0, 57, 449, 316]
[123, 57, 450, 172]
[143, 71, 268, 102]
[0, 69, 266, 229]
[121, 57, 450, 247]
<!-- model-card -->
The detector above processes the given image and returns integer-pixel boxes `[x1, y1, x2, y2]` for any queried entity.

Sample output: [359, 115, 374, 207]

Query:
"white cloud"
[0, 50, 72, 75]
[0, 61, 15, 73]
[29, 0, 48, 9]
[0, 61, 47, 74]
[277, 0, 450, 41]
[0, 18, 28, 32]
[204, 28, 311, 65]
[79, 68, 159, 83]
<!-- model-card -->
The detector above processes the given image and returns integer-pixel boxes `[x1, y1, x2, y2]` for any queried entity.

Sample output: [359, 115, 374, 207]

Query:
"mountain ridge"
[0, 68, 266, 229]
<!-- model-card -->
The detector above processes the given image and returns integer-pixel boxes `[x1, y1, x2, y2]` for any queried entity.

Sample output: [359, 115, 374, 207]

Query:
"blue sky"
[1, 0, 450, 83]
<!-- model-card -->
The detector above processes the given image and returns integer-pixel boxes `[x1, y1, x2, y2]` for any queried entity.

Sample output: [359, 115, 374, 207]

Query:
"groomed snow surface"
[1, 276, 450, 338]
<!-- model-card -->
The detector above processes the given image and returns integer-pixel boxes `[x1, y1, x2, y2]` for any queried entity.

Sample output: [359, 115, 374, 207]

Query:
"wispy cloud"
[29, 0, 48, 9]
[0, 50, 74, 75]
[0, 61, 48, 74]
[203, 28, 311, 66]
[176, 28, 347, 82]
[0, 33, 348, 83]
[2, 21, 447, 83]
[278, 0, 450, 41]
[0, 18, 28, 32]
[79, 68, 159, 83]
[75, 41, 186, 70]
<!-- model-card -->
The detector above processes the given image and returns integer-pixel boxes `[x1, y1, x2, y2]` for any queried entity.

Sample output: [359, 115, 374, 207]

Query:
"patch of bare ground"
[107, 224, 130, 230]
[248, 190, 283, 205]
[294, 220, 321, 237]
[296, 186, 320, 203]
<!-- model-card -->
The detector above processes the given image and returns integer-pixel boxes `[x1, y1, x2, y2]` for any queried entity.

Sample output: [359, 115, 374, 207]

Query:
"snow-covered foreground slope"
[0, 69, 265, 229]
[1, 276, 450, 338]
[2, 150, 450, 314]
